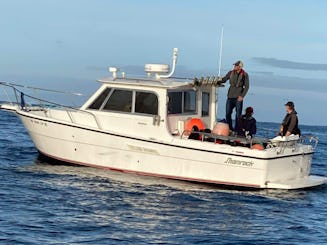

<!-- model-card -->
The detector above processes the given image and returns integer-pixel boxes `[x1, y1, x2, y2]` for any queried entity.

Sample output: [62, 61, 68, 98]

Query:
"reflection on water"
[3, 153, 326, 244]
[14, 155, 324, 244]
[24, 156, 312, 202]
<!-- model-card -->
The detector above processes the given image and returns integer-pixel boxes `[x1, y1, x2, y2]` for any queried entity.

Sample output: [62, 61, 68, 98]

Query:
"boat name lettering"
[30, 119, 47, 127]
[128, 145, 158, 155]
[224, 157, 254, 167]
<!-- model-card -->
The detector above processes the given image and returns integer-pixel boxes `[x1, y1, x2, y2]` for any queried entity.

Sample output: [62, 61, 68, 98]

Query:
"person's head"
[233, 60, 244, 72]
[192, 125, 199, 132]
[285, 101, 295, 113]
[245, 106, 254, 116]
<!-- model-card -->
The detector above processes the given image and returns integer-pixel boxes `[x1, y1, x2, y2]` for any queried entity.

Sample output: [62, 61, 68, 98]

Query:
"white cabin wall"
[209, 86, 218, 129]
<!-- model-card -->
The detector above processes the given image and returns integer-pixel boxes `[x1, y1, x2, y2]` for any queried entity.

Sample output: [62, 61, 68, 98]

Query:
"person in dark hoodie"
[279, 101, 301, 136]
[235, 106, 256, 137]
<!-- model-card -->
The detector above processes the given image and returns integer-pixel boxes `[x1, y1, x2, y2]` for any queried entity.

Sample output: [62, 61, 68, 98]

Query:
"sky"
[0, 0, 327, 125]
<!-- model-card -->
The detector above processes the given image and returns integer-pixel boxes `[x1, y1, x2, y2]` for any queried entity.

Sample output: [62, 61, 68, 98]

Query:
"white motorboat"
[1, 49, 326, 189]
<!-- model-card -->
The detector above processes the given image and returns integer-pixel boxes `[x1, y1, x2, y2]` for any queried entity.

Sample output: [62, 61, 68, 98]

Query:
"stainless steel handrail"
[0, 82, 102, 130]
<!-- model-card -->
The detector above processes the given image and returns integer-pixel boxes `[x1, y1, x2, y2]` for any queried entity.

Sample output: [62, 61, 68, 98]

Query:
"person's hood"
[243, 114, 254, 120]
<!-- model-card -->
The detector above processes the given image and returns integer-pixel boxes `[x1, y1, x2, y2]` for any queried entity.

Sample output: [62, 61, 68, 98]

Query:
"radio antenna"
[218, 26, 224, 77]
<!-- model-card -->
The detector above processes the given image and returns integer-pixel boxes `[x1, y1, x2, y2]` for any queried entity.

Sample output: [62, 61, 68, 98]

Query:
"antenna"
[218, 26, 224, 77]
[214, 26, 224, 128]
[157, 48, 178, 79]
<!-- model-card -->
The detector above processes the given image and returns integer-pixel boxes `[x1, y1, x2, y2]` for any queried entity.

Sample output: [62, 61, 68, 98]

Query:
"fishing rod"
[0, 81, 85, 96]
[218, 26, 224, 77]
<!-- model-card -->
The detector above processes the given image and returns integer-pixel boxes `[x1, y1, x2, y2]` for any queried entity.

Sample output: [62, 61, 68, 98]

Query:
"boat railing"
[0, 81, 103, 130]
[181, 129, 317, 151]
[298, 134, 319, 149]
[180, 129, 269, 148]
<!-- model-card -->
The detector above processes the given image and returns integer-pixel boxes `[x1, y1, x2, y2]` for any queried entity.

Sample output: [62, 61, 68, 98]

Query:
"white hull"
[17, 110, 326, 189]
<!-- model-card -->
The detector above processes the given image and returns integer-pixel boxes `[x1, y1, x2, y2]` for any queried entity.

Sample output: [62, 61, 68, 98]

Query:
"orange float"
[212, 122, 230, 136]
[251, 144, 265, 150]
[185, 118, 205, 132]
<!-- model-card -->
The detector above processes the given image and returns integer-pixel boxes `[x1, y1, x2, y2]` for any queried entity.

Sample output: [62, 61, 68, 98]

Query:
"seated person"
[279, 101, 301, 136]
[235, 107, 257, 137]
[188, 125, 200, 140]
[188, 126, 211, 141]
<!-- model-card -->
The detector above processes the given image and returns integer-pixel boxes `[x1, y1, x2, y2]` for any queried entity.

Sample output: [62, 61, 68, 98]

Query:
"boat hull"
[16, 111, 326, 190]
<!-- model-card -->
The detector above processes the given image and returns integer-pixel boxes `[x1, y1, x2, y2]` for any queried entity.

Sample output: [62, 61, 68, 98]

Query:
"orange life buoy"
[185, 118, 205, 132]
[251, 144, 265, 150]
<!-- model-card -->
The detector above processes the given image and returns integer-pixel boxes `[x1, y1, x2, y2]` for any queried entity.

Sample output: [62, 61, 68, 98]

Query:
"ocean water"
[0, 110, 326, 244]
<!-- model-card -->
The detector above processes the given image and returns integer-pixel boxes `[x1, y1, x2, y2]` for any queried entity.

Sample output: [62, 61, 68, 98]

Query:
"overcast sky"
[0, 0, 326, 125]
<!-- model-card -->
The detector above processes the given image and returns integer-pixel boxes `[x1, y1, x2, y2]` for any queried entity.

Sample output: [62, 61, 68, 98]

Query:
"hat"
[233, 60, 244, 67]
[285, 101, 294, 108]
[246, 106, 253, 114]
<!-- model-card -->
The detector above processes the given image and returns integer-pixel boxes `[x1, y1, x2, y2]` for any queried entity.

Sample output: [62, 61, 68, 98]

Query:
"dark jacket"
[281, 111, 301, 136]
[222, 69, 249, 98]
[235, 115, 257, 137]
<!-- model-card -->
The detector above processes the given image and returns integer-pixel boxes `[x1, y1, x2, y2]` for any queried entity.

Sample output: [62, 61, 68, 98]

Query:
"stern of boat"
[263, 141, 327, 189]
[266, 175, 327, 189]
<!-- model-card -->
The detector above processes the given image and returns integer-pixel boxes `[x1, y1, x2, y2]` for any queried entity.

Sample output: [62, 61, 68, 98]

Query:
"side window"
[103, 89, 132, 112]
[202, 92, 210, 116]
[88, 88, 111, 110]
[168, 91, 197, 114]
[135, 92, 158, 115]
[168, 92, 182, 114]
[184, 91, 196, 113]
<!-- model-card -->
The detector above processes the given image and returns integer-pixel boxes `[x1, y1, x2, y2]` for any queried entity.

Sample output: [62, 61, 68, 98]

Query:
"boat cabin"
[80, 77, 218, 141]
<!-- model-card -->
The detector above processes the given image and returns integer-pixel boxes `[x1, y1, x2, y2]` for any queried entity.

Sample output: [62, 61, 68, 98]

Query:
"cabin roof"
[97, 77, 194, 89]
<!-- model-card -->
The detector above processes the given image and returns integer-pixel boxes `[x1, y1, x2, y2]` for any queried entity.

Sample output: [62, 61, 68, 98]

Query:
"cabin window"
[168, 92, 182, 114]
[168, 91, 197, 114]
[103, 89, 133, 112]
[88, 88, 111, 110]
[135, 92, 158, 115]
[202, 92, 210, 116]
[183, 91, 196, 113]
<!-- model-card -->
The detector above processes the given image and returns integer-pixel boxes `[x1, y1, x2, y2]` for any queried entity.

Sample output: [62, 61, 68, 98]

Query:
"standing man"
[221, 60, 250, 131]
[279, 101, 301, 136]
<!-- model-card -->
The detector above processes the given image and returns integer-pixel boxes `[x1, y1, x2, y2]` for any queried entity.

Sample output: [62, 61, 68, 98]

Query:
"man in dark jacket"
[279, 101, 301, 136]
[221, 60, 250, 131]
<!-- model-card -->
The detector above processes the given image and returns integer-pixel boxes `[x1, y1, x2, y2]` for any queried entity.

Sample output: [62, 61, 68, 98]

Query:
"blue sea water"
[0, 110, 326, 244]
